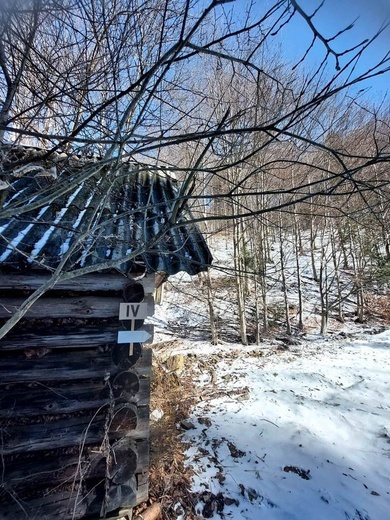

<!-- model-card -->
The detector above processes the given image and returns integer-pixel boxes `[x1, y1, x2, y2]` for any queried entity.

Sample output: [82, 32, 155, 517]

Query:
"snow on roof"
[0, 145, 212, 276]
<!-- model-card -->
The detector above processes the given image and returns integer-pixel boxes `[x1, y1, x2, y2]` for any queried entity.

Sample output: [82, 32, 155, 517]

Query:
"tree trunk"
[233, 215, 248, 345]
[294, 218, 304, 330]
[319, 228, 329, 335]
[278, 214, 291, 335]
[310, 217, 319, 282]
[330, 223, 344, 323]
[201, 270, 218, 345]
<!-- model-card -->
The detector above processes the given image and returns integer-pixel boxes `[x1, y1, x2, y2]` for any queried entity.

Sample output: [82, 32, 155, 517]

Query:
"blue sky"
[274, 0, 390, 100]
[223, 0, 389, 101]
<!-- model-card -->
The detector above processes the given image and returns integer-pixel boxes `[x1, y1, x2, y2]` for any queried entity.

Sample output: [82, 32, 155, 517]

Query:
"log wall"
[0, 273, 153, 519]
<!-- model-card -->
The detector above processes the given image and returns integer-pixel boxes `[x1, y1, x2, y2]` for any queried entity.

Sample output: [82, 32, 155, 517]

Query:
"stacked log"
[0, 273, 153, 519]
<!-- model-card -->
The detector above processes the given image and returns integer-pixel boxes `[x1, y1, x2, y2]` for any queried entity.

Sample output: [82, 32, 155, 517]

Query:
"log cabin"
[0, 144, 212, 519]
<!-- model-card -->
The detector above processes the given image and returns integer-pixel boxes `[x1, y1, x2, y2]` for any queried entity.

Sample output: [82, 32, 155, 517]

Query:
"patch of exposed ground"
[133, 342, 202, 519]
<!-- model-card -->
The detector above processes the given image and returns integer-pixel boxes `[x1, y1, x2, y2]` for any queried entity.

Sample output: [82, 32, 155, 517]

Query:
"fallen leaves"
[283, 465, 311, 480]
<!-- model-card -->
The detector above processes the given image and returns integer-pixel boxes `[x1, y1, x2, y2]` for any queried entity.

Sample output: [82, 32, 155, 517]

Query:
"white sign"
[118, 330, 152, 344]
[119, 302, 150, 320]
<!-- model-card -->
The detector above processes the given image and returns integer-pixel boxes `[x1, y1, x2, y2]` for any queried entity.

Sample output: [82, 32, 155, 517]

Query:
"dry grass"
[365, 292, 390, 324]
[133, 348, 202, 520]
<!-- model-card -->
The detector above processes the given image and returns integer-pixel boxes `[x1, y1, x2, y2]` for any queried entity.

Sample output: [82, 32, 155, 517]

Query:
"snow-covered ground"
[150, 235, 390, 519]
[181, 333, 390, 520]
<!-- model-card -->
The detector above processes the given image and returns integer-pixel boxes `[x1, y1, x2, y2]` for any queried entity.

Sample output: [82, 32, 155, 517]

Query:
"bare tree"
[1, 0, 390, 339]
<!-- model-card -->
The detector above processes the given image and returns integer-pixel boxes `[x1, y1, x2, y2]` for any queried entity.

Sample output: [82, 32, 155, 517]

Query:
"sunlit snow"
[181, 333, 390, 520]
[152, 234, 389, 520]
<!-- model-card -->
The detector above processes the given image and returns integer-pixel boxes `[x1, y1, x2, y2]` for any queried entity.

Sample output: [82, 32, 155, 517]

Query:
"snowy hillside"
[181, 333, 390, 520]
[149, 233, 390, 520]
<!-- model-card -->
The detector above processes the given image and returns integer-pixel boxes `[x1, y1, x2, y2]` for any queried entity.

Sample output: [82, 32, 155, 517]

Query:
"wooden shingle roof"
[0, 145, 212, 276]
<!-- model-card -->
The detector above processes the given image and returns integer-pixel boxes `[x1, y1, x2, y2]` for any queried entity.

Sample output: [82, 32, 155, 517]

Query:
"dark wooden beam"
[2, 404, 149, 456]
[0, 377, 150, 419]
[0, 345, 152, 382]
[0, 323, 154, 349]
[0, 273, 156, 293]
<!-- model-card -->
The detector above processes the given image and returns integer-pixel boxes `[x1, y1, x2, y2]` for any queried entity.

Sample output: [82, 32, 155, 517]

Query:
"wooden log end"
[133, 502, 162, 520]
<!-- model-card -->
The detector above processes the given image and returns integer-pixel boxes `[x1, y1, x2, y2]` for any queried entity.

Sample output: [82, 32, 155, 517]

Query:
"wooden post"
[133, 503, 162, 520]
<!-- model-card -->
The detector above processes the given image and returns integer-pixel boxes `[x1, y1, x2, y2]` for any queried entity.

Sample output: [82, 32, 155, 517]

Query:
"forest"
[0, 0, 389, 338]
[0, 2, 389, 519]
